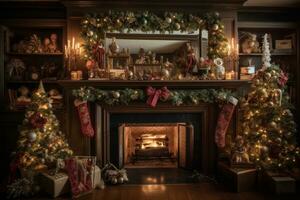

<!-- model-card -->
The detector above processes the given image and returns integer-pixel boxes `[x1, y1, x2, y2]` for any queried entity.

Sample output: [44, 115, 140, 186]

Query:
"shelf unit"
[237, 21, 299, 105]
[0, 19, 66, 111]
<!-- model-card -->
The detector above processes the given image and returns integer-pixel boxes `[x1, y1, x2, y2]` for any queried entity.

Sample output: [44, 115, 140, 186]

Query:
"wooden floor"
[37, 183, 298, 200]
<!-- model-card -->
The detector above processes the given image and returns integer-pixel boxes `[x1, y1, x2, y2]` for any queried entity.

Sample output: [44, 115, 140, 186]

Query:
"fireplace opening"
[119, 123, 194, 169]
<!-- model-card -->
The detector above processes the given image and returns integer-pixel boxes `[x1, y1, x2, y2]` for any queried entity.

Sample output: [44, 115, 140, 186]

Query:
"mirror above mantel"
[68, 10, 236, 81]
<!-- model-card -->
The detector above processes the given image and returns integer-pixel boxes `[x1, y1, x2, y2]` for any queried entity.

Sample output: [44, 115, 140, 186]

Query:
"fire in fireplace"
[119, 123, 194, 169]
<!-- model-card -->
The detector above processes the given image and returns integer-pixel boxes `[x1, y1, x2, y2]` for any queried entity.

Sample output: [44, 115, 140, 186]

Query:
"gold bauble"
[275, 137, 282, 143]
[212, 24, 219, 31]
[175, 23, 181, 30]
[254, 79, 260, 85]
[265, 72, 271, 79]
[268, 102, 274, 107]
[130, 90, 139, 100]
[192, 98, 198, 105]
[112, 91, 120, 99]
[270, 121, 277, 128]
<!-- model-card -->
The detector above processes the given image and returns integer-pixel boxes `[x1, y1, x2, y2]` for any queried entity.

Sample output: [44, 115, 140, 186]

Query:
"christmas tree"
[237, 34, 299, 170]
[15, 82, 72, 170]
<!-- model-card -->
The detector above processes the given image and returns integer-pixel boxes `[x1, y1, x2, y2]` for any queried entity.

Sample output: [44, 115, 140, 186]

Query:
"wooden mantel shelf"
[58, 80, 250, 89]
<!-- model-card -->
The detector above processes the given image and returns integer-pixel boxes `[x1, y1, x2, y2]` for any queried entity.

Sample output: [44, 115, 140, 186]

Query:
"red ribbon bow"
[146, 86, 170, 107]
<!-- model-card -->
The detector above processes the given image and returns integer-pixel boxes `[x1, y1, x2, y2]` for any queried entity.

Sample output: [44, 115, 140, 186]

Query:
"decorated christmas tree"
[8, 82, 73, 198]
[14, 82, 73, 170]
[236, 34, 299, 170]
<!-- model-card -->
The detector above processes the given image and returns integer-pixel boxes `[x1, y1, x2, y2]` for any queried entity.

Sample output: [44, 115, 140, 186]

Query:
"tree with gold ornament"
[236, 34, 299, 170]
[8, 82, 73, 198]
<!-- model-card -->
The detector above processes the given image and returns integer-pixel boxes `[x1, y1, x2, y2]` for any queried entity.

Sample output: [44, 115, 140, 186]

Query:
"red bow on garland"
[146, 86, 170, 107]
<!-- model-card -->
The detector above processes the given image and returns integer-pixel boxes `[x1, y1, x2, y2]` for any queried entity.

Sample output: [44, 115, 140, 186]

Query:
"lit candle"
[67, 40, 71, 49]
[72, 37, 75, 49]
[64, 45, 68, 58]
[236, 44, 239, 55]
[228, 44, 231, 56]
[231, 38, 234, 52]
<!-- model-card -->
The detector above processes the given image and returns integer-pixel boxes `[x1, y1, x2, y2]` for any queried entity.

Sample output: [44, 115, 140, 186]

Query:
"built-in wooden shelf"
[239, 52, 296, 56]
[7, 80, 58, 84]
[6, 52, 63, 56]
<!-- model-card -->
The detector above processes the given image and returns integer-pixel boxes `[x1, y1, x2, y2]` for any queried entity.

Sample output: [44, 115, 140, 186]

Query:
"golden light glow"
[140, 134, 166, 149]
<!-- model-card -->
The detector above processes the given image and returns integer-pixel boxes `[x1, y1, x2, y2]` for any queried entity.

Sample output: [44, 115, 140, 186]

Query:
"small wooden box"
[217, 161, 257, 192]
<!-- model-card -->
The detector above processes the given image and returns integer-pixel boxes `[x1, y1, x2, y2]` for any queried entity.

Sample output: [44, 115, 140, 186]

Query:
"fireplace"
[120, 123, 194, 168]
[94, 104, 216, 175]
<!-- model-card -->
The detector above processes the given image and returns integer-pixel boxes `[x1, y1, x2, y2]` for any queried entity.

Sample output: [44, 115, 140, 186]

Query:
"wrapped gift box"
[39, 166, 101, 198]
[260, 171, 296, 194]
[39, 172, 69, 198]
[217, 161, 257, 192]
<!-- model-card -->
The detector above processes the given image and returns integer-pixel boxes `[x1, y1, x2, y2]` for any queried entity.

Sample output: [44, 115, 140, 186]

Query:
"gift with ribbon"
[146, 86, 170, 107]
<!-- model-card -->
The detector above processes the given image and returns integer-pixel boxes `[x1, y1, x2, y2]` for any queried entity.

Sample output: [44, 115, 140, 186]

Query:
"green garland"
[81, 11, 228, 60]
[72, 87, 237, 106]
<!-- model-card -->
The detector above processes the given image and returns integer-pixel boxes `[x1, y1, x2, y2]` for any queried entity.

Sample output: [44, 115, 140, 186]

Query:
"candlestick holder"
[65, 37, 83, 80]
[224, 38, 239, 80]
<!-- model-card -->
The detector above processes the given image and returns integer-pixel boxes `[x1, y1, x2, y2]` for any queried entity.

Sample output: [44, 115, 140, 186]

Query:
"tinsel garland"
[81, 11, 228, 60]
[72, 87, 237, 106]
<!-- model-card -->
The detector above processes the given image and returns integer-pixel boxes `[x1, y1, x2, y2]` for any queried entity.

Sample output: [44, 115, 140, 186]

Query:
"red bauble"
[29, 112, 47, 129]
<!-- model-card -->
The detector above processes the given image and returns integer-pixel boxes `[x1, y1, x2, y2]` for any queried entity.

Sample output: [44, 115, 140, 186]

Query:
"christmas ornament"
[165, 17, 172, 24]
[130, 90, 139, 100]
[212, 24, 219, 31]
[29, 113, 47, 129]
[28, 131, 37, 142]
[175, 23, 181, 30]
[117, 176, 124, 184]
[142, 18, 147, 25]
[112, 91, 120, 99]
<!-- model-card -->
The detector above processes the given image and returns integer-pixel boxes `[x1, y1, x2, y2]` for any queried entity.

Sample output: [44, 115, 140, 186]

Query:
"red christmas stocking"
[74, 100, 94, 137]
[215, 96, 238, 148]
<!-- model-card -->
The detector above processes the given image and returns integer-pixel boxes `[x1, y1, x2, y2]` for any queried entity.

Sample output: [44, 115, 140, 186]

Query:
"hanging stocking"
[74, 100, 94, 137]
[215, 96, 238, 148]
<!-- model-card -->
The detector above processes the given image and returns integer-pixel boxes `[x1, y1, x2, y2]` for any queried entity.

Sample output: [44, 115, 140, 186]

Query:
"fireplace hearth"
[121, 123, 193, 168]
[94, 104, 217, 175]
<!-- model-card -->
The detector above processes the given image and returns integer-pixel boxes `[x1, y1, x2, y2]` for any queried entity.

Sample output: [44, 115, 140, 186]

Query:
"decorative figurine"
[93, 42, 105, 69]
[17, 86, 31, 104]
[43, 38, 51, 53]
[240, 32, 261, 54]
[6, 58, 26, 80]
[48, 89, 63, 102]
[231, 135, 250, 164]
[186, 43, 197, 75]
[135, 48, 147, 64]
[48, 33, 59, 53]
[213, 58, 225, 80]
[109, 37, 119, 55]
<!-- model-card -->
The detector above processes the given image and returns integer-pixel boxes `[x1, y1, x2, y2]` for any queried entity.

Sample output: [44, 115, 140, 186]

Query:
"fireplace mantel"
[58, 80, 250, 89]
